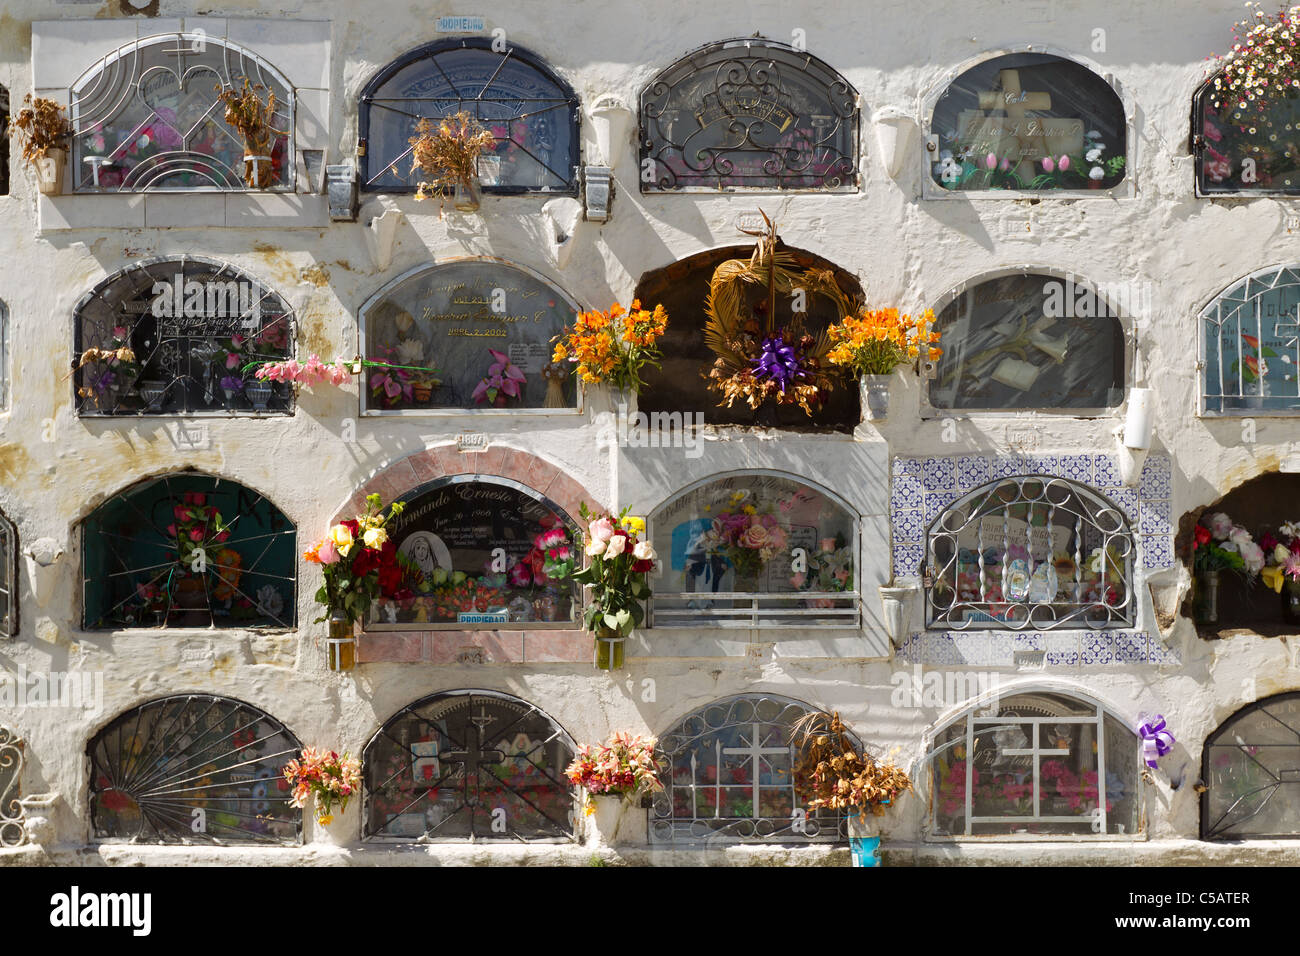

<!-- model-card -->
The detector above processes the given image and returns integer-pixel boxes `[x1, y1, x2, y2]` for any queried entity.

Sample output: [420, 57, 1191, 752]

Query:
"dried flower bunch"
[215, 79, 284, 186]
[9, 94, 72, 165]
[408, 112, 497, 205]
[792, 711, 912, 819]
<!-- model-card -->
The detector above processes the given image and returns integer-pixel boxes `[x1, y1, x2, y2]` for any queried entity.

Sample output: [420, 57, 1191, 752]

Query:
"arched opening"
[1202, 692, 1300, 840]
[1199, 264, 1300, 414]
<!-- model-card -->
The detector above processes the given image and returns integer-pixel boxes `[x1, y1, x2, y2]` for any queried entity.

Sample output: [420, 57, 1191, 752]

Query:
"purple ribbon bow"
[752, 334, 806, 393]
[1137, 715, 1174, 769]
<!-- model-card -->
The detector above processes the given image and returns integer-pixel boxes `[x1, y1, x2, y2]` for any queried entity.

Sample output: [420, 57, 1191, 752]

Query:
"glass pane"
[1198, 72, 1300, 194]
[650, 694, 842, 844]
[929, 274, 1125, 410]
[1204, 695, 1300, 839]
[363, 44, 577, 192]
[641, 40, 857, 191]
[89, 696, 301, 845]
[928, 477, 1134, 630]
[361, 261, 577, 411]
[930, 53, 1126, 192]
[75, 260, 294, 416]
[0, 515, 12, 637]
[373, 477, 577, 627]
[82, 473, 296, 629]
[651, 475, 857, 627]
[72, 34, 292, 191]
[364, 691, 575, 841]
[1201, 268, 1300, 413]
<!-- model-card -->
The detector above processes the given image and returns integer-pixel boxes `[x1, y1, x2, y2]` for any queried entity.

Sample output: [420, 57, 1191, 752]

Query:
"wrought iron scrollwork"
[650, 694, 845, 845]
[0, 726, 25, 848]
[640, 38, 858, 192]
[363, 690, 577, 842]
[926, 476, 1135, 631]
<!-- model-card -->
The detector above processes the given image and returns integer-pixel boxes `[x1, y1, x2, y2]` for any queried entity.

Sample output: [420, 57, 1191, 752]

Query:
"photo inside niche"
[928, 273, 1126, 411]
[362, 261, 578, 411]
[635, 246, 863, 431]
[930, 52, 1127, 192]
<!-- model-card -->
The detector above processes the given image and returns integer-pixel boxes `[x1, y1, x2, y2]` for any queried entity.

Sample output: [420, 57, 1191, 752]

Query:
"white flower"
[585, 538, 607, 557]
[1086, 129, 1104, 140]
[1276, 543, 1291, 564]
[1241, 541, 1265, 574]
[1085, 147, 1104, 163]
[605, 535, 627, 558]
[1206, 512, 1235, 540]
[255, 584, 283, 618]
[1089, 166, 1105, 180]
[633, 541, 656, 561]
[396, 339, 424, 365]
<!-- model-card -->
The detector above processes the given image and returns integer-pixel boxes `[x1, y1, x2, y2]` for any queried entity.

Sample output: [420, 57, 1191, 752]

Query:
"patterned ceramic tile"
[1028, 454, 1063, 478]
[1140, 534, 1174, 570]
[1113, 631, 1147, 663]
[1150, 638, 1182, 666]
[1043, 631, 1080, 666]
[892, 543, 923, 579]
[1081, 633, 1115, 665]
[923, 490, 959, 525]
[1093, 454, 1123, 488]
[992, 456, 1033, 479]
[1140, 456, 1172, 500]
[1013, 633, 1044, 652]
[891, 473, 924, 514]
[950, 632, 991, 665]
[922, 457, 956, 492]
[955, 455, 991, 490]
[1100, 487, 1140, 523]
[922, 632, 960, 666]
[894, 508, 924, 542]
[893, 457, 922, 478]
[1139, 499, 1172, 536]
[895, 633, 922, 663]
[987, 631, 1015, 666]
[1060, 454, 1093, 484]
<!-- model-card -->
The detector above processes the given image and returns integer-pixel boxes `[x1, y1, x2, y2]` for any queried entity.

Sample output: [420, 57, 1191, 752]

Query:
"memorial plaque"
[375, 478, 577, 627]
[362, 261, 578, 411]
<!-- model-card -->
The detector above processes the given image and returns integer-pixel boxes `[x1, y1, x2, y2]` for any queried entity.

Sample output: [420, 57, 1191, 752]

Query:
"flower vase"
[594, 624, 625, 671]
[35, 148, 66, 196]
[243, 154, 274, 189]
[327, 611, 356, 671]
[1195, 570, 1221, 624]
[1282, 578, 1300, 627]
[586, 793, 627, 847]
[846, 813, 882, 867]
[454, 174, 481, 212]
[244, 381, 273, 412]
[168, 574, 210, 627]
[859, 374, 892, 421]
[412, 383, 433, 403]
[138, 380, 168, 412]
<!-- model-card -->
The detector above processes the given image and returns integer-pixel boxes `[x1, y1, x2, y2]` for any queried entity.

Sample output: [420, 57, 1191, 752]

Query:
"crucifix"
[441, 708, 505, 805]
[721, 723, 789, 817]
[957, 69, 1083, 182]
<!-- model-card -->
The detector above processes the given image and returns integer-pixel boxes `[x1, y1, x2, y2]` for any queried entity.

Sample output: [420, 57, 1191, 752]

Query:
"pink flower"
[317, 537, 340, 565]
[999, 157, 1011, 171]
[1057, 154, 1070, 171]
[189, 529, 205, 542]
[1041, 156, 1055, 173]
[985, 152, 997, 169]
[589, 517, 615, 543]
[226, 353, 240, 369]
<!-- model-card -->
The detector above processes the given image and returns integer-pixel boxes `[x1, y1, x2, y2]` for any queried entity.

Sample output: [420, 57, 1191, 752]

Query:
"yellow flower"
[318, 814, 333, 826]
[583, 800, 597, 817]
[363, 526, 388, 549]
[329, 523, 355, 557]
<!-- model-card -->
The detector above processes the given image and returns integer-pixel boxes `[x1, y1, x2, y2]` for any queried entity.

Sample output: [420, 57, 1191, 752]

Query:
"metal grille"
[927, 692, 1141, 838]
[359, 38, 580, 194]
[650, 694, 845, 844]
[1195, 71, 1300, 196]
[640, 38, 858, 192]
[0, 726, 24, 847]
[81, 472, 296, 630]
[0, 510, 15, 638]
[71, 33, 294, 192]
[650, 472, 860, 629]
[1200, 265, 1300, 414]
[74, 257, 294, 417]
[1202, 692, 1300, 840]
[925, 476, 1134, 631]
[88, 695, 302, 845]
[363, 690, 577, 842]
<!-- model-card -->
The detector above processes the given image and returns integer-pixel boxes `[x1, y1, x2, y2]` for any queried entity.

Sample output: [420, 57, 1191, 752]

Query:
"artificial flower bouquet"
[75, 324, 139, 409]
[1258, 520, 1300, 593]
[303, 493, 409, 625]
[1192, 510, 1264, 579]
[826, 306, 941, 377]
[551, 299, 669, 392]
[698, 491, 789, 583]
[170, 492, 233, 572]
[473, 348, 527, 406]
[565, 731, 665, 810]
[791, 711, 911, 821]
[282, 747, 361, 826]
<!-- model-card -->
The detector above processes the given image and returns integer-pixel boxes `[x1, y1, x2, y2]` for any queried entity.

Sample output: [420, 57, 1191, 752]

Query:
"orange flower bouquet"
[551, 300, 668, 393]
[826, 307, 942, 377]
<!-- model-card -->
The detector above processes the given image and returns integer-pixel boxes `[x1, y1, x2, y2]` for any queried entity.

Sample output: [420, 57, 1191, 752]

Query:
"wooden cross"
[974, 70, 1052, 181]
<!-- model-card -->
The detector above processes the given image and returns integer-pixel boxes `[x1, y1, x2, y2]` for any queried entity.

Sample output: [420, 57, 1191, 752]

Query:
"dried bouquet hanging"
[214, 78, 285, 188]
[703, 211, 859, 416]
[9, 94, 72, 166]
[409, 111, 497, 213]
[791, 711, 912, 821]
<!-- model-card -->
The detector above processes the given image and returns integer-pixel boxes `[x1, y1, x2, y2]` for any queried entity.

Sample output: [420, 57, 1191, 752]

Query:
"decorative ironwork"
[0, 726, 25, 847]
[1200, 265, 1300, 414]
[74, 257, 294, 416]
[1195, 70, 1300, 195]
[926, 476, 1134, 631]
[358, 260, 578, 413]
[88, 695, 302, 844]
[0, 509, 15, 638]
[81, 472, 296, 630]
[71, 33, 293, 191]
[360, 38, 580, 194]
[928, 53, 1127, 192]
[363, 689, 577, 841]
[650, 473, 859, 628]
[640, 38, 858, 191]
[651, 694, 844, 844]
[1202, 692, 1300, 840]
[927, 691, 1141, 838]
[927, 272, 1126, 412]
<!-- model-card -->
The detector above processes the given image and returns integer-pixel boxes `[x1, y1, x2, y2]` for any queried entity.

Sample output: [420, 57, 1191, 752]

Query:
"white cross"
[722, 722, 789, 817]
